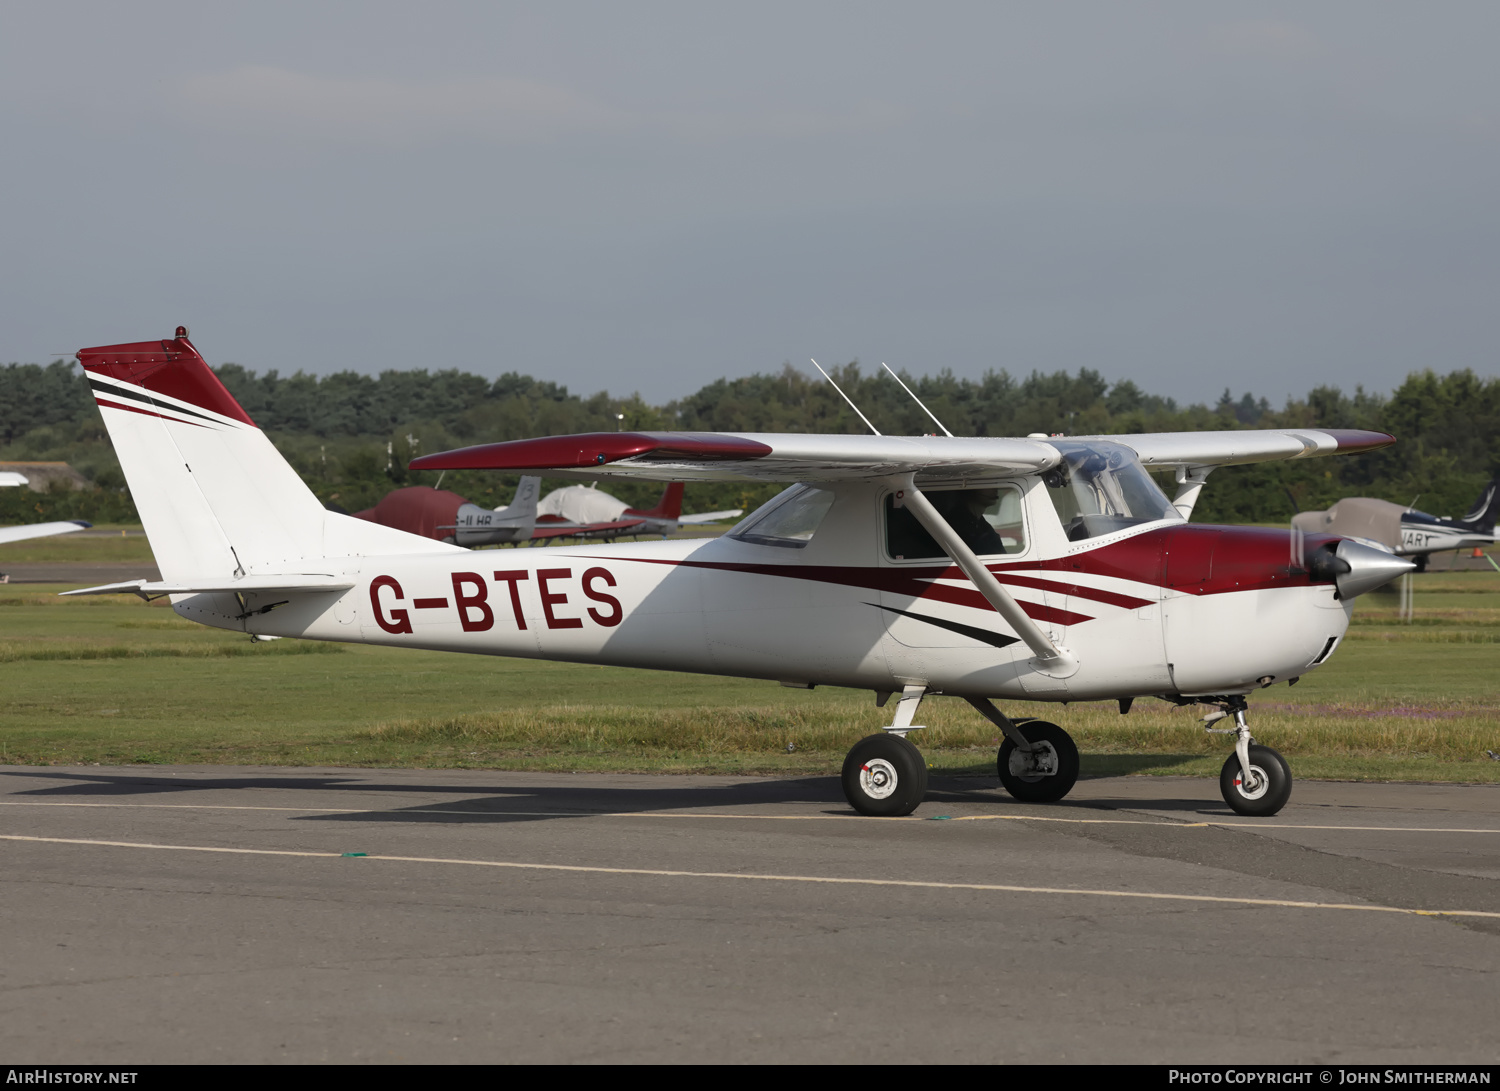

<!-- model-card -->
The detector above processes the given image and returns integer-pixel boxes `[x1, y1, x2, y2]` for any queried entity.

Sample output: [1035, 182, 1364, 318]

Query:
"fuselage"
[175, 477, 1353, 702]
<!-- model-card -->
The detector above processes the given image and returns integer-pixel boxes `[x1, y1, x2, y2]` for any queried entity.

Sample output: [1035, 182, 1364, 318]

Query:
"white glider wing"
[0, 520, 91, 546]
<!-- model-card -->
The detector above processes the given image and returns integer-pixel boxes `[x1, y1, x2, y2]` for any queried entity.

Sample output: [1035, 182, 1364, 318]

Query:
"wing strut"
[896, 476, 1078, 678]
[1171, 465, 1214, 520]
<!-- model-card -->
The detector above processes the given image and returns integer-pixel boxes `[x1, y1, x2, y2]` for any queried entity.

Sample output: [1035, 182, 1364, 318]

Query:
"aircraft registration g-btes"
[69, 330, 1412, 818]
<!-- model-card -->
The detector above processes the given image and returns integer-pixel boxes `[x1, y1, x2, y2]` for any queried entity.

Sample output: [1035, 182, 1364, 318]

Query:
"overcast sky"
[2, 2, 1496, 407]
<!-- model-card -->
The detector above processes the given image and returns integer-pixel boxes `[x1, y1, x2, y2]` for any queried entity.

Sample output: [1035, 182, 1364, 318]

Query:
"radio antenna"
[810, 359, 881, 436]
[881, 362, 954, 437]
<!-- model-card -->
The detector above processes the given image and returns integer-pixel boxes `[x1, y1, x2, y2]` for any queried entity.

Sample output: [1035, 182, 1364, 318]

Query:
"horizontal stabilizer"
[62, 575, 355, 599]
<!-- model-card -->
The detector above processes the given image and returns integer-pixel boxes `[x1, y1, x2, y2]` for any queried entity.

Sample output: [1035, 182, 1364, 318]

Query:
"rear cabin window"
[885, 486, 1026, 560]
[730, 485, 836, 548]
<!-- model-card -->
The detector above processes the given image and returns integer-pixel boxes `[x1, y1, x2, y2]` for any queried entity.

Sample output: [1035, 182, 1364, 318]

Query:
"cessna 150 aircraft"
[66, 329, 1412, 818]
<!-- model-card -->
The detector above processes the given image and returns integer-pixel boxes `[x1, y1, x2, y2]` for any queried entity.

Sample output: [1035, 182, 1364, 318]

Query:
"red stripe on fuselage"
[997, 525, 1338, 597]
[575, 522, 1335, 624]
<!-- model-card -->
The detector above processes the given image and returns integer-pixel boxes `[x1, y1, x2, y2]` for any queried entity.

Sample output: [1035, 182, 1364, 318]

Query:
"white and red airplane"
[65, 329, 1411, 818]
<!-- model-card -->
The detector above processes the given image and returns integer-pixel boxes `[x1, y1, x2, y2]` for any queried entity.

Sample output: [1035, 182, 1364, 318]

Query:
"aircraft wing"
[410, 432, 1061, 484]
[0, 520, 91, 545]
[1084, 429, 1394, 468]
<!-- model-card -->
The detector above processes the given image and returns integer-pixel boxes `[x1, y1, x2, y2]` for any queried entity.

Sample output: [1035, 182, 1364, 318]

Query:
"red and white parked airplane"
[67, 329, 1411, 817]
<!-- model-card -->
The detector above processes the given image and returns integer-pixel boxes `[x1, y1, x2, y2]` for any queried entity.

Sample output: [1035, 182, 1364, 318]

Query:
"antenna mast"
[810, 359, 881, 436]
[881, 362, 954, 437]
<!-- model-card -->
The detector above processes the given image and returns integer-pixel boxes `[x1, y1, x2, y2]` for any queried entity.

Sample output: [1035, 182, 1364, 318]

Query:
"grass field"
[2, 530, 1499, 781]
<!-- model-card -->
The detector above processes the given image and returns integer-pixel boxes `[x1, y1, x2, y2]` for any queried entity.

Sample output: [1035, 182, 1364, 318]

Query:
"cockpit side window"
[1044, 441, 1182, 541]
[730, 485, 836, 548]
[885, 485, 1027, 560]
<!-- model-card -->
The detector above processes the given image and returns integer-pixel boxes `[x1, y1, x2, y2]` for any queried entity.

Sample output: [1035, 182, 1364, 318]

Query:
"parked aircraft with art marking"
[65, 329, 1412, 817]
[1292, 479, 1499, 571]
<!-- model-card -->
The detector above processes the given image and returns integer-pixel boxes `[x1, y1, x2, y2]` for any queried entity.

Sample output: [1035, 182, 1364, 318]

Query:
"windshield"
[1044, 441, 1181, 541]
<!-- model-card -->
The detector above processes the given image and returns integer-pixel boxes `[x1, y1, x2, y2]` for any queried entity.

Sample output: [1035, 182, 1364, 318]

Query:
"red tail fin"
[626, 481, 684, 520]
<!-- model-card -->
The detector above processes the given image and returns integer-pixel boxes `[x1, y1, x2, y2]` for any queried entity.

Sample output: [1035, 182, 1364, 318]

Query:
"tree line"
[1, 357, 1496, 527]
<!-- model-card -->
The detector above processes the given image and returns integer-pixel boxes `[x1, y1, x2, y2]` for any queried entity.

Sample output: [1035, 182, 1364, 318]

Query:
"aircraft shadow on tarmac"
[0, 765, 1240, 824]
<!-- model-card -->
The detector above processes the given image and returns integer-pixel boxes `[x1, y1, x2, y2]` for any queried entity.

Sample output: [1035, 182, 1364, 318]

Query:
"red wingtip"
[1322, 429, 1397, 453]
[410, 432, 772, 472]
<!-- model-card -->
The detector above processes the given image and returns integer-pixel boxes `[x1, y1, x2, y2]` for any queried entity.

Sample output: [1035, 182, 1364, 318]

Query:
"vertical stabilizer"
[628, 481, 684, 520]
[1461, 477, 1500, 534]
[502, 476, 541, 520]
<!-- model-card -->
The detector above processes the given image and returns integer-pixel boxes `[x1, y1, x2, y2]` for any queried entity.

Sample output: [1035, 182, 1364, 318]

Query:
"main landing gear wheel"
[997, 720, 1080, 803]
[1220, 744, 1292, 817]
[841, 733, 929, 817]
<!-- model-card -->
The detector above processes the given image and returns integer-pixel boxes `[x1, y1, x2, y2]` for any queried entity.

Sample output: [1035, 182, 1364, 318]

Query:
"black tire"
[1220, 744, 1292, 817]
[997, 721, 1080, 803]
[841, 733, 929, 817]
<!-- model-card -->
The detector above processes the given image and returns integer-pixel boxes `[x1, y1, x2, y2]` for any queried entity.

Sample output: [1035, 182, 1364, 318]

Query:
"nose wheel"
[1220, 743, 1292, 816]
[1206, 702, 1293, 816]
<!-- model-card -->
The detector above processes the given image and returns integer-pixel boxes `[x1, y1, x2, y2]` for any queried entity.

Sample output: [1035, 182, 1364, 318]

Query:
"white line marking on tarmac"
[1, 800, 1498, 834]
[0, 833, 1495, 920]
